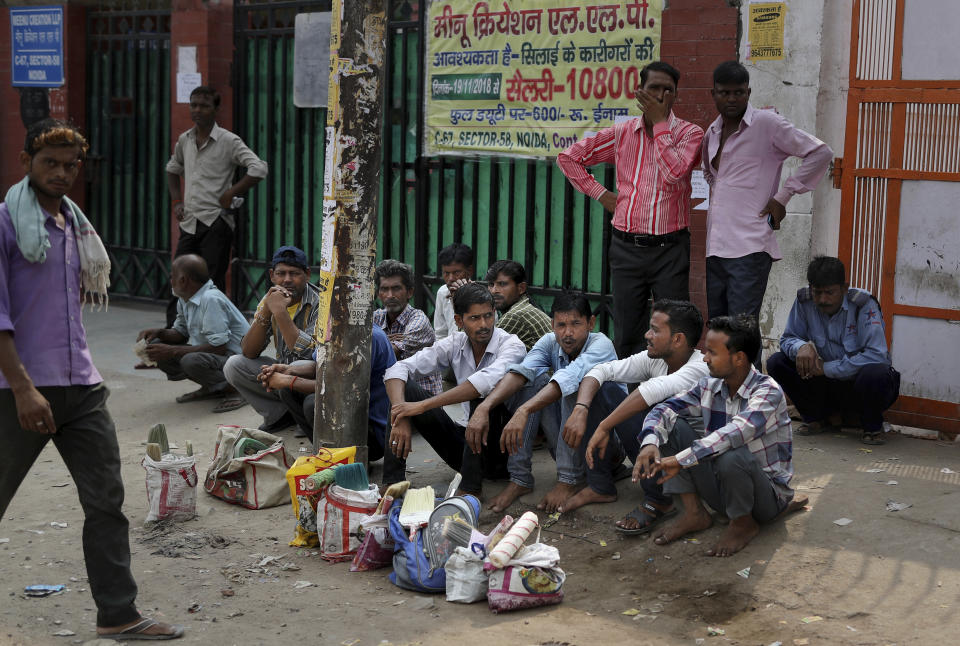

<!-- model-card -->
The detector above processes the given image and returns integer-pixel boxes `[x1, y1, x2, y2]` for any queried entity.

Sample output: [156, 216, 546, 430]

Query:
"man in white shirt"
[384, 283, 526, 494]
[432, 243, 474, 340]
[565, 300, 709, 526]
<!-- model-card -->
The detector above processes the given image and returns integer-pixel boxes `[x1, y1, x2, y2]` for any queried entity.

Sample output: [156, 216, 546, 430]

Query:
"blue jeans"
[504, 372, 583, 489]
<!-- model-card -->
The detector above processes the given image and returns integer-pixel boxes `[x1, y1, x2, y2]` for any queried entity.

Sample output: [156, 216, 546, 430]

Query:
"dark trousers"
[706, 252, 773, 321]
[166, 216, 234, 327]
[659, 417, 786, 521]
[154, 348, 231, 390]
[382, 381, 510, 494]
[584, 383, 670, 504]
[0, 384, 139, 628]
[767, 352, 900, 433]
[609, 232, 690, 359]
[279, 389, 385, 462]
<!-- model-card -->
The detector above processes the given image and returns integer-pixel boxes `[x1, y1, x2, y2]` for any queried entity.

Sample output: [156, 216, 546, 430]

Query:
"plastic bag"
[285, 447, 357, 547]
[142, 454, 198, 522]
[445, 546, 488, 603]
[487, 564, 565, 613]
[318, 483, 380, 562]
[350, 512, 393, 572]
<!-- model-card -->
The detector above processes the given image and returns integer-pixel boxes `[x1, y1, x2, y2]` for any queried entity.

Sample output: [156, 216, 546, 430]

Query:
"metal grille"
[856, 0, 897, 82]
[855, 102, 893, 169]
[86, 3, 172, 302]
[381, 0, 615, 330]
[233, 0, 331, 311]
[849, 177, 888, 296]
[903, 103, 960, 173]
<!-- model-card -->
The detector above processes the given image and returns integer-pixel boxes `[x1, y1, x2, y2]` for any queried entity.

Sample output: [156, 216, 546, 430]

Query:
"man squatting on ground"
[557, 61, 703, 359]
[767, 256, 900, 446]
[0, 119, 183, 639]
[635, 315, 807, 557]
[485, 259, 553, 352]
[136, 254, 249, 410]
[469, 292, 617, 513]
[702, 61, 832, 327]
[433, 243, 475, 340]
[372, 259, 443, 395]
[575, 299, 711, 531]
[164, 85, 267, 328]
[383, 283, 528, 494]
[259, 325, 396, 455]
[223, 245, 320, 428]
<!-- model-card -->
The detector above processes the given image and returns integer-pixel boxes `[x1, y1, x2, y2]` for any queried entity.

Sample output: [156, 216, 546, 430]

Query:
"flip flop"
[99, 616, 185, 641]
[175, 387, 225, 404]
[861, 430, 886, 445]
[213, 397, 248, 413]
[134, 362, 157, 370]
[795, 421, 835, 436]
[615, 501, 678, 535]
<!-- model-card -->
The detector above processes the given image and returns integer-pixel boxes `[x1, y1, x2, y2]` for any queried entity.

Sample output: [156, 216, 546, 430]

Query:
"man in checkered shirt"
[635, 314, 808, 557]
[485, 259, 552, 351]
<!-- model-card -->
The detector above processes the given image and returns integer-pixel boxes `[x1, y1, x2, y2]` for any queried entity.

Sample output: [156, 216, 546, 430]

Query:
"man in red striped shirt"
[557, 62, 704, 359]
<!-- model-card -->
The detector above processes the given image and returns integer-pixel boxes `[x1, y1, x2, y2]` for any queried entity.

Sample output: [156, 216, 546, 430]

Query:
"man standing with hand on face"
[702, 61, 832, 324]
[164, 85, 268, 327]
[558, 61, 703, 359]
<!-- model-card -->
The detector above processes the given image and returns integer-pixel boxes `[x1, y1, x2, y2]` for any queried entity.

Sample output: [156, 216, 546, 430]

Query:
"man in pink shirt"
[558, 62, 704, 359]
[702, 61, 833, 350]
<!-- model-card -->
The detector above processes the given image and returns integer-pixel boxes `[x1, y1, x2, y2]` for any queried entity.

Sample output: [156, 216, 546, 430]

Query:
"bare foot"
[775, 494, 809, 521]
[652, 509, 713, 546]
[557, 486, 616, 513]
[705, 515, 760, 557]
[537, 482, 583, 513]
[487, 482, 531, 512]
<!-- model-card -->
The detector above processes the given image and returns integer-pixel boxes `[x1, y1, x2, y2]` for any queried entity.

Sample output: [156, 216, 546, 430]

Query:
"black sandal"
[615, 501, 677, 536]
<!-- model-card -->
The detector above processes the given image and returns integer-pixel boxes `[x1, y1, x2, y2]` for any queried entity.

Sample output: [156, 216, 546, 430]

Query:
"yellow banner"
[748, 3, 785, 60]
[424, 0, 663, 157]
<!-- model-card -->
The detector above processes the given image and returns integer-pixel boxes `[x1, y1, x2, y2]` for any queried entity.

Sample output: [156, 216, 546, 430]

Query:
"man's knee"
[765, 351, 793, 380]
[853, 364, 900, 400]
[713, 447, 754, 478]
[223, 354, 258, 386]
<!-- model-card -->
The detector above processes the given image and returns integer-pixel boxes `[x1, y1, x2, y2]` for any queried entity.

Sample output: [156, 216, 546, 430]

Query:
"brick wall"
[661, 0, 740, 322]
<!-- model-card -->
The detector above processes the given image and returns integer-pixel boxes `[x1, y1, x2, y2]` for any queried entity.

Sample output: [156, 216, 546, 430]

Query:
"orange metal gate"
[838, 0, 960, 434]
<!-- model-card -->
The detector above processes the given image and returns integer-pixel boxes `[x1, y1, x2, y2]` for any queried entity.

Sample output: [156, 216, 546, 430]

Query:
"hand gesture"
[172, 202, 185, 222]
[218, 189, 234, 210]
[599, 191, 617, 214]
[264, 286, 292, 316]
[390, 401, 422, 427]
[144, 343, 179, 362]
[632, 444, 662, 482]
[465, 408, 490, 455]
[561, 407, 588, 450]
[655, 455, 681, 484]
[499, 409, 528, 455]
[796, 342, 821, 379]
[263, 372, 293, 392]
[584, 424, 609, 470]
[634, 88, 669, 124]
[389, 419, 413, 459]
[137, 328, 162, 342]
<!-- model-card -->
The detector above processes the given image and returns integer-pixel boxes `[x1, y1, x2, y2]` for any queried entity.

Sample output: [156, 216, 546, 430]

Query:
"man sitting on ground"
[259, 325, 396, 455]
[767, 256, 900, 445]
[433, 243, 474, 339]
[137, 255, 248, 409]
[373, 259, 442, 395]
[223, 245, 319, 427]
[636, 314, 807, 557]
[485, 259, 552, 351]
[473, 292, 618, 513]
[383, 283, 526, 495]
[569, 300, 709, 526]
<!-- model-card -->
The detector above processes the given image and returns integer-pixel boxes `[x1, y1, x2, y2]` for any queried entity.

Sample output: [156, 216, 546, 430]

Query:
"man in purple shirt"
[702, 61, 833, 344]
[0, 119, 183, 640]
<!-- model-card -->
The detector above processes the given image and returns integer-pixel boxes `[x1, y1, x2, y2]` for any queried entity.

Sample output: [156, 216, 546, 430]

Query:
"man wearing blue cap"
[222, 246, 320, 428]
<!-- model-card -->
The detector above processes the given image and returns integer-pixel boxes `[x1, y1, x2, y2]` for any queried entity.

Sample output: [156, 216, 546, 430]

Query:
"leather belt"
[611, 227, 688, 247]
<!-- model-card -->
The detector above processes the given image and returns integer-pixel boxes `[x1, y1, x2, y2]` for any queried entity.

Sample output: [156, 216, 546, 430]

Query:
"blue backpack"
[388, 495, 480, 593]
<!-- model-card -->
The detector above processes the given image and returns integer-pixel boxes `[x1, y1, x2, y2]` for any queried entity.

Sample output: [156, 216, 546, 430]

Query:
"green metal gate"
[85, 3, 172, 302]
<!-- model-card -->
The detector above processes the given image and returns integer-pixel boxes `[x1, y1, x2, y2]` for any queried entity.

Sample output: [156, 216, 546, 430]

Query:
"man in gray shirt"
[164, 85, 267, 326]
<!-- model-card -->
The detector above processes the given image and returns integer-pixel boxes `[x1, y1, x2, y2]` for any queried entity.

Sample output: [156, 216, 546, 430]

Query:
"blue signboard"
[10, 6, 64, 87]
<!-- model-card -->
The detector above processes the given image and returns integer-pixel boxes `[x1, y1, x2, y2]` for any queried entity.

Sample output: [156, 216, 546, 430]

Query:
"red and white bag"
[142, 454, 198, 522]
[317, 484, 380, 562]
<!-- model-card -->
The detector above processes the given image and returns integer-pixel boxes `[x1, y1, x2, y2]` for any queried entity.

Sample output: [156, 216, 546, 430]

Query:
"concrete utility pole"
[313, 0, 387, 465]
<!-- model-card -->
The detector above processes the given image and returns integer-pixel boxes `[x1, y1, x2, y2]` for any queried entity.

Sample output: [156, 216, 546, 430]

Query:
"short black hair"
[438, 243, 474, 268]
[190, 85, 221, 108]
[640, 61, 680, 88]
[550, 291, 593, 319]
[24, 118, 88, 160]
[806, 256, 846, 288]
[652, 299, 703, 348]
[375, 259, 414, 291]
[452, 282, 494, 316]
[713, 60, 750, 86]
[707, 314, 761, 364]
[484, 259, 526, 285]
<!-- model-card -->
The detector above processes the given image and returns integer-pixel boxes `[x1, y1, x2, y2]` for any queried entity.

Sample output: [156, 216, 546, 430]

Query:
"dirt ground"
[1, 302, 958, 646]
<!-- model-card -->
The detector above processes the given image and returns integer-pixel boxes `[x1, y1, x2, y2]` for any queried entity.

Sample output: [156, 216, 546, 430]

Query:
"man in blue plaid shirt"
[635, 314, 808, 557]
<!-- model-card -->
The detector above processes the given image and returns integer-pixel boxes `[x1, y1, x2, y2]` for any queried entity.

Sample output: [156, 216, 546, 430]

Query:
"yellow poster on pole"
[424, 0, 663, 157]
[748, 3, 785, 60]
